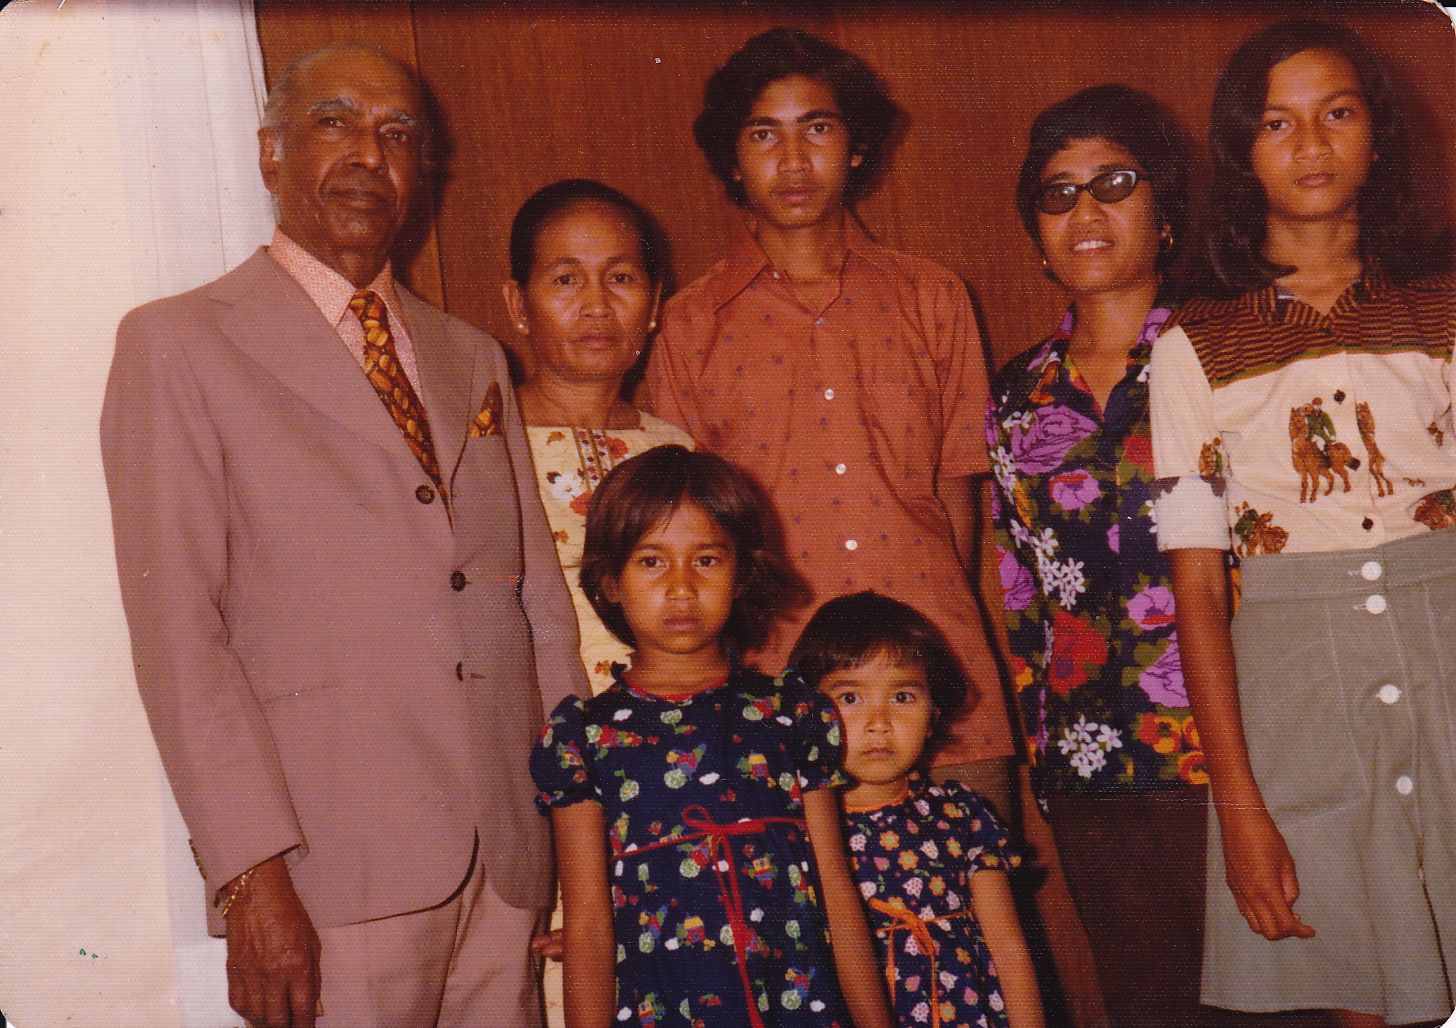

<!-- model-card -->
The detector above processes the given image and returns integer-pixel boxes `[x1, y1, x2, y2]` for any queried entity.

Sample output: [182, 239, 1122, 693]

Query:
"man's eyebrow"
[306, 97, 420, 126]
[741, 109, 844, 129]
[308, 97, 362, 117]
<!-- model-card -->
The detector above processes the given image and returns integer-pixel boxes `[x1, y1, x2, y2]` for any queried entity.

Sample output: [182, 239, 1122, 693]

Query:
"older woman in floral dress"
[506, 179, 695, 1028]
[504, 179, 692, 696]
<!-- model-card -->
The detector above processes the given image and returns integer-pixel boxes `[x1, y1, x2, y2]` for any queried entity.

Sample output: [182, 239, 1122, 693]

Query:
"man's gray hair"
[261, 41, 433, 169]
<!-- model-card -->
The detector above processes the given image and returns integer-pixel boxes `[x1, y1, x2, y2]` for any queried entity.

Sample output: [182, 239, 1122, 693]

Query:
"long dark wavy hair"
[1198, 19, 1450, 295]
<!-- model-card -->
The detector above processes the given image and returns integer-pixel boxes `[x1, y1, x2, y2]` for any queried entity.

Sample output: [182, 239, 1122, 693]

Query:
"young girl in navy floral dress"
[790, 592, 1044, 1028]
[531, 445, 891, 1028]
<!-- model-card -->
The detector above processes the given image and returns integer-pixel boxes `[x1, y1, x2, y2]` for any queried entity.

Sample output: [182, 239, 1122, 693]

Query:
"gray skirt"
[1203, 529, 1456, 1022]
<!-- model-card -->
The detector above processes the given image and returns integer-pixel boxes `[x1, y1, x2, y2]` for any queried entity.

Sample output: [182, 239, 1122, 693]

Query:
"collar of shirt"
[1029, 302, 1174, 383]
[266, 228, 423, 393]
[843, 771, 931, 818]
[706, 209, 898, 312]
[1243, 265, 1393, 326]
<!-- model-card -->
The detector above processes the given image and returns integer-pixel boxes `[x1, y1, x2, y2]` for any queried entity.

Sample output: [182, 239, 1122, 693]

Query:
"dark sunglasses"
[1035, 169, 1141, 216]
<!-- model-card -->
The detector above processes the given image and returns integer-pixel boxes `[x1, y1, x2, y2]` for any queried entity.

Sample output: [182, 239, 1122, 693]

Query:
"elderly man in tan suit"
[100, 43, 585, 1028]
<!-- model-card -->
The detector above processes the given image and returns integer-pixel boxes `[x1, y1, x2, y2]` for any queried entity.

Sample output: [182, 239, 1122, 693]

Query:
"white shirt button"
[1360, 560, 1383, 581]
[834, 463, 847, 475]
[1377, 683, 1402, 705]
[844, 539, 858, 551]
[1365, 595, 1387, 614]
[823, 388, 835, 400]
[813, 317, 824, 327]
[1395, 774, 1414, 796]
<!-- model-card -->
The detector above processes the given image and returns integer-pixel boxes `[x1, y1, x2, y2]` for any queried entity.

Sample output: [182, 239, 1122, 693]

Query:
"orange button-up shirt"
[642, 215, 1011, 763]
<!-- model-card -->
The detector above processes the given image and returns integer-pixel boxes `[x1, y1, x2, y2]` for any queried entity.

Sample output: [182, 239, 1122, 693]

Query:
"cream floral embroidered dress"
[526, 415, 692, 694]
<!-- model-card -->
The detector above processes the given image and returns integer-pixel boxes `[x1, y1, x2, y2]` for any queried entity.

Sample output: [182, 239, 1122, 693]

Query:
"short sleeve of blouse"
[780, 671, 848, 793]
[530, 694, 599, 813]
[943, 781, 1019, 873]
[1148, 325, 1233, 551]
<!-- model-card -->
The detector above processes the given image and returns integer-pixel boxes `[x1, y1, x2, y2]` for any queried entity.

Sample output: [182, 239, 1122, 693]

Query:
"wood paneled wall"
[250, 9, 1453, 1024]
[255, 1, 1454, 374]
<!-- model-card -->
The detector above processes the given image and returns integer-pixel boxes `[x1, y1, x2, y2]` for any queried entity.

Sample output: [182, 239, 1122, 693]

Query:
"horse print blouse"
[1150, 271, 1456, 555]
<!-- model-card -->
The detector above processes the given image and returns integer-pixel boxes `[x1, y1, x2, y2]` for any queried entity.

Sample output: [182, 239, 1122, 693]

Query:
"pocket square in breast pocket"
[468, 381, 503, 438]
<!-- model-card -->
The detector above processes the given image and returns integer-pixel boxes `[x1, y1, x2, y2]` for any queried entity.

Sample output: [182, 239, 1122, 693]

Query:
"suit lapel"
[401, 288, 476, 491]
[207, 249, 410, 461]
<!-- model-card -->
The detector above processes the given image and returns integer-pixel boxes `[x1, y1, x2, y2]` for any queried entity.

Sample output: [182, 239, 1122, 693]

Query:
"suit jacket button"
[455, 661, 464, 681]
[450, 570, 468, 591]
[416, 484, 436, 504]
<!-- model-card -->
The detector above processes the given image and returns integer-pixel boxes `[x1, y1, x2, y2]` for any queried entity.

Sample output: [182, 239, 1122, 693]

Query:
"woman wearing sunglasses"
[987, 85, 1248, 1027]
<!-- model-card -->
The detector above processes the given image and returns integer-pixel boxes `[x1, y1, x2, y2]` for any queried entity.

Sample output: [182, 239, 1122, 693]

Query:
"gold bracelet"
[218, 866, 256, 920]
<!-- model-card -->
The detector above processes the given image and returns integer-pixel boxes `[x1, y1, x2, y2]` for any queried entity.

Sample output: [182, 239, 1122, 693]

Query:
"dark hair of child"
[788, 591, 970, 750]
[1199, 18, 1451, 295]
[1015, 83, 1194, 275]
[508, 178, 668, 287]
[580, 444, 804, 656]
[693, 27, 900, 209]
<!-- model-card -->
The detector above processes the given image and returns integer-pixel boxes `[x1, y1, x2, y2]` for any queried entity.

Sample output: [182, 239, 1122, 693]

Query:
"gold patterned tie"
[348, 289, 442, 491]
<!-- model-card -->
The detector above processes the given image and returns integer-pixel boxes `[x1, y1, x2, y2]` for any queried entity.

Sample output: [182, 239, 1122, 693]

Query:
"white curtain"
[0, 1, 273, 1024]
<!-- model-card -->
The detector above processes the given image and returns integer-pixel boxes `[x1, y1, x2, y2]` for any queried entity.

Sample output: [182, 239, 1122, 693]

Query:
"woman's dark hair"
[508, 178, 667, 286]
[1201, 18, 1449, 293]
[693, 27, 900, 208]
[1015, 83, 1192, 274]
[788, 591, 969, 750]
[580, 445, 805, 654]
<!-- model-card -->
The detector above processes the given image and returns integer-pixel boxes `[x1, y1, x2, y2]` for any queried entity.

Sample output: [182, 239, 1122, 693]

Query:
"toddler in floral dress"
[791, 592, 1044, 1028]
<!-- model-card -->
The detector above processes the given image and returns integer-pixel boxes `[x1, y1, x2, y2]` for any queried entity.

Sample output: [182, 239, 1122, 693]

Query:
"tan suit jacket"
[101, 248, 586, 930]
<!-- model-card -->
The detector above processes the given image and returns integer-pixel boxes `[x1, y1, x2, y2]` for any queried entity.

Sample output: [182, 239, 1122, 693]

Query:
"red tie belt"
[623, 805, 807, 1028]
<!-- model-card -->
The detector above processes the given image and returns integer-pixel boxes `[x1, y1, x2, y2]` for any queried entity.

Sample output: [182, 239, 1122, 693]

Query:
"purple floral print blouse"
[987, 305, 1206, 797]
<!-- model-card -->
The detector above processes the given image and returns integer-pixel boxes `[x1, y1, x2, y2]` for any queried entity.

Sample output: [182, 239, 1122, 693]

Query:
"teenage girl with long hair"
[1150, 19, 1454, 1028]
